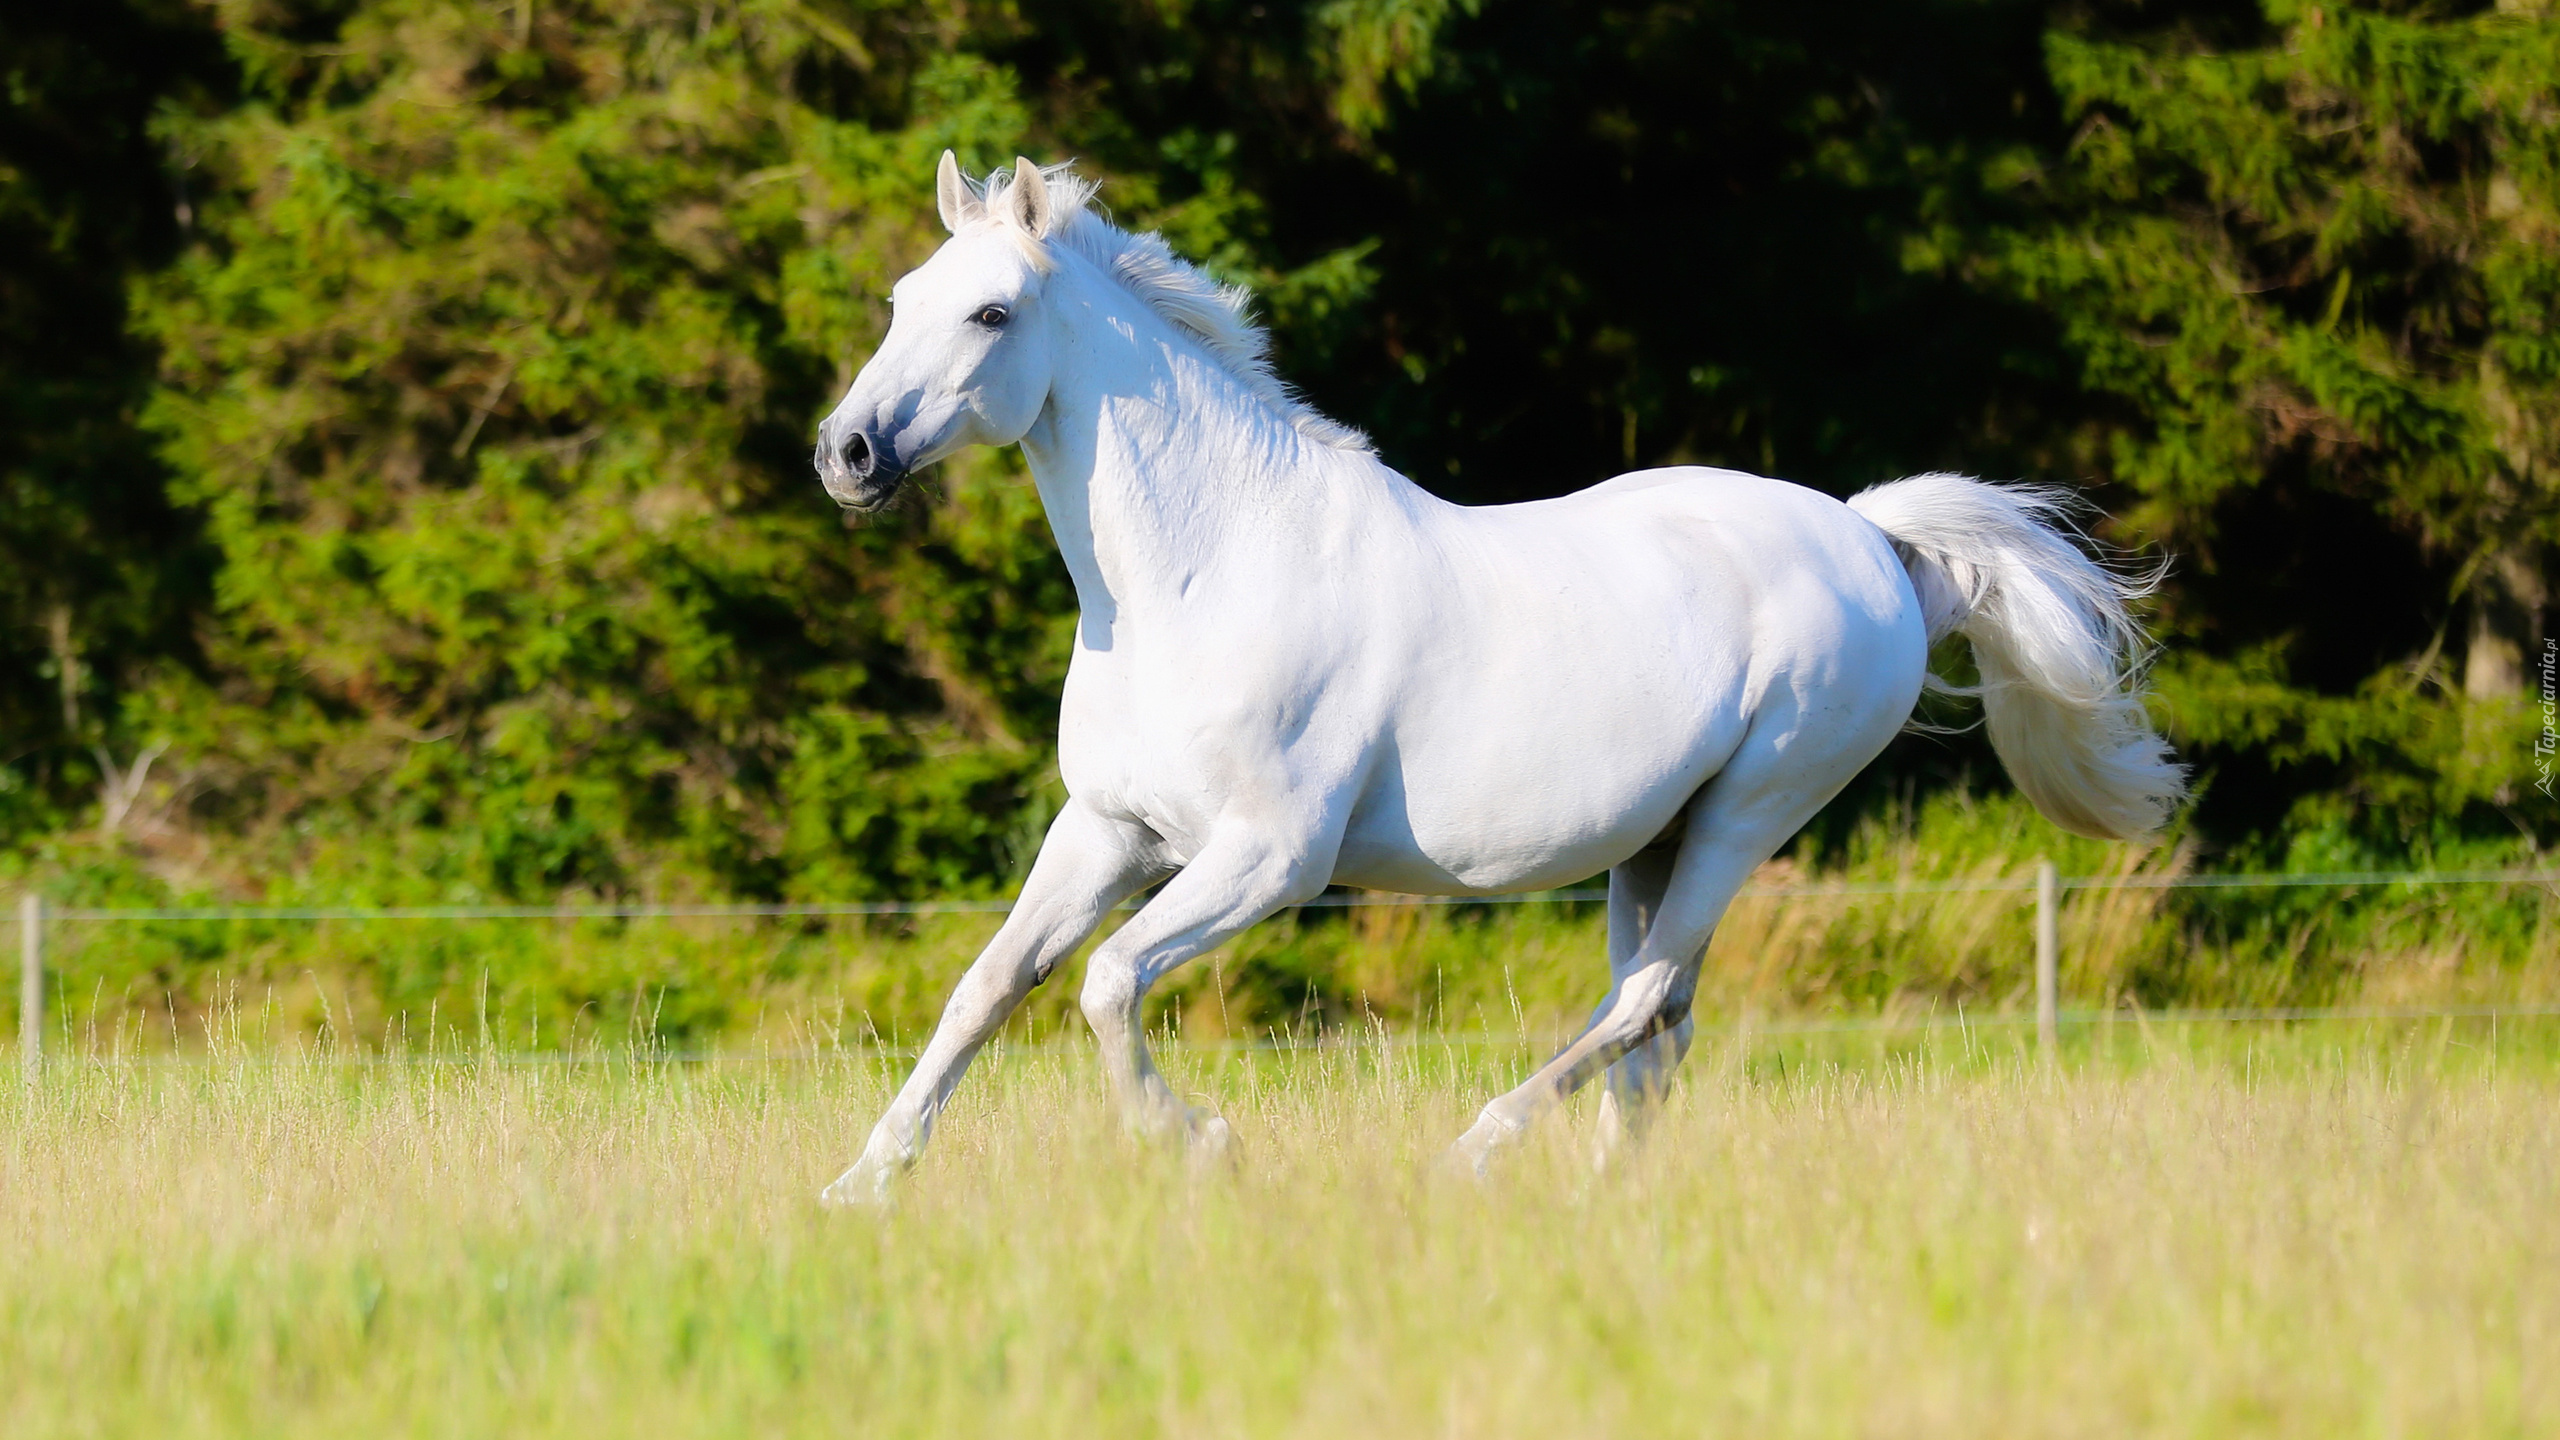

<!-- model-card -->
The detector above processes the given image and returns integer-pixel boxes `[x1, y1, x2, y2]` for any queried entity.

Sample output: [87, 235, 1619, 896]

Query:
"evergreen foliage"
[1995, 0, 2558, 848]
[127, 1, 1076, 900]
[0, 2, 227, 849]
[0, 0, 2551, 917]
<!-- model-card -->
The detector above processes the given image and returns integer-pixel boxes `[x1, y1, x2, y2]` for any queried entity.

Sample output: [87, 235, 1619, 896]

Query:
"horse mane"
[971, 162, 1373, 454]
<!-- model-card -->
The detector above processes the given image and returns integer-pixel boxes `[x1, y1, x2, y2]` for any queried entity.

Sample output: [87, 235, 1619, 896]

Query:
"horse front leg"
[820, 801, 1162, 1207]
[1078, 819, 1335, 1154]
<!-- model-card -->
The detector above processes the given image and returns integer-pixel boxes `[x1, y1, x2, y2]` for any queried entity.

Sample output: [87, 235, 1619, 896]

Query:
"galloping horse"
[812, 156, 2183, 1204]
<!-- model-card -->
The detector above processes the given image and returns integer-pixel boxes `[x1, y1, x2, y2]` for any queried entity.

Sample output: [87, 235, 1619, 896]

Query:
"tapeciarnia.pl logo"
[2537, 637, 2557, 800]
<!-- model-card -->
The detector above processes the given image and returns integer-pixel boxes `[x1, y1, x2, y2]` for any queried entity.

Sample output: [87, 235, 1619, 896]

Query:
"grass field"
[5, 1019, 2555, 1437]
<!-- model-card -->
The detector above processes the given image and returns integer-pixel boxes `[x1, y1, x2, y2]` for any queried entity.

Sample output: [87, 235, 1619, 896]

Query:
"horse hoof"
[1590, 1089, 1628, 1174]
[1439, 1129, 1500, 1182]
[1443, 1108, 1521, 1180]
[1436, 1141, 1493, 1184]
[818, 1162, 897, 1210]
[1187, 1112, 1239, 1171]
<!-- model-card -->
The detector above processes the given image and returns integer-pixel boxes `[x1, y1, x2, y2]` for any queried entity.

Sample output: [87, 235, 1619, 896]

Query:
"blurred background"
[1, 0, 2553, 1047]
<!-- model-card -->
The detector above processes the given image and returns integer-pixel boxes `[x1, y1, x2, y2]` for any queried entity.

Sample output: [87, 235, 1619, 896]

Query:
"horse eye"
[972, 305, 1010, 328]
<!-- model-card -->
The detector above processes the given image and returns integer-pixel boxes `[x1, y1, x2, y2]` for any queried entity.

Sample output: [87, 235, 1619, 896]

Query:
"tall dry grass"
[3, 1022, 2555, 1437]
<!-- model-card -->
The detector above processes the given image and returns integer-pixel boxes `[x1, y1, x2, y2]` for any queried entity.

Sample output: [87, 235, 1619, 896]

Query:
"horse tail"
[1848, 473, 2186, 841]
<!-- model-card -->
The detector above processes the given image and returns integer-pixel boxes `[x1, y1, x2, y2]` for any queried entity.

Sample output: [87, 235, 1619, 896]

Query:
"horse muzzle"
[816, 425, 907, 512]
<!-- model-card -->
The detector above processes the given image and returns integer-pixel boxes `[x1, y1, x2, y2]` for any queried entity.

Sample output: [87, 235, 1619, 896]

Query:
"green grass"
[5, 1020, 2556, 1437]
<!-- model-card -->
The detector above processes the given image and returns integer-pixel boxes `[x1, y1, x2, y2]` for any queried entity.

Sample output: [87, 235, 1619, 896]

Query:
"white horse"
[812, 155, 2183, 1204]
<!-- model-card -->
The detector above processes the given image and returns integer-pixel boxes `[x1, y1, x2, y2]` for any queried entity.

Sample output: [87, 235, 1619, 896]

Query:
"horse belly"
[1324, 491, 1792, 894]
[1330, 649, 1749, 895]
[1330, 806, 1688, 896]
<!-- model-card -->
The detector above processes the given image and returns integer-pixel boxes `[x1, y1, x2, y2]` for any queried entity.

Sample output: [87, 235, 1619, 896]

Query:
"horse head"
[814, 153, 1065, 511]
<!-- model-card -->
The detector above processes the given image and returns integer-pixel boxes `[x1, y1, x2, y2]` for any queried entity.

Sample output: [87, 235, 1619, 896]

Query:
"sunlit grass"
[5, 1021, 2554, 1437]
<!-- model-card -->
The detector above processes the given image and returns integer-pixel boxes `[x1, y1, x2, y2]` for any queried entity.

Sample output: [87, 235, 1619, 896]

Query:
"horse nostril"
[840, 431, 873, 478]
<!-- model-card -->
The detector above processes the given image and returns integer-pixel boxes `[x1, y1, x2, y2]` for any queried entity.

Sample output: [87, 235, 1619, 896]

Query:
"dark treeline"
[2, 0, 2553, 906]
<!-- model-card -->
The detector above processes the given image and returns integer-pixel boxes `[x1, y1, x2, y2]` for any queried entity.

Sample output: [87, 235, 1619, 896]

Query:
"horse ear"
[936, 150, 980, 233]
[1005, 156, 1053, 238]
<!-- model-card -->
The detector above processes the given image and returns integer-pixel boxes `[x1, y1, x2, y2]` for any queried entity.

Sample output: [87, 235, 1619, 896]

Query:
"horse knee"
[955, 953, 1042, 1006]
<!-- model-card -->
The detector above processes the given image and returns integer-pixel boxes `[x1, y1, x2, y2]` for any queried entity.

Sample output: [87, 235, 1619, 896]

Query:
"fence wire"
[31, 866, 2560, 924]
[13, 866, 2560, 1079]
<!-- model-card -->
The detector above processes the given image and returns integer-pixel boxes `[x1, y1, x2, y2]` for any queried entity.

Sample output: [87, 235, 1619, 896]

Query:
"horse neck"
[1019, 262, 1368, 635]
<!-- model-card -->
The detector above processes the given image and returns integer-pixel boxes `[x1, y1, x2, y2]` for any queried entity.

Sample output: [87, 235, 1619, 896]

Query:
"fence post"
[2034, 859, 2059, 1063]
[18, 891, 40, 1084]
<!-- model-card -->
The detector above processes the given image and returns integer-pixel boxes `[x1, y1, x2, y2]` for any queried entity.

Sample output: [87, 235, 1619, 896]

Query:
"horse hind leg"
[1448, 819, 1766, 1174]
[1450, 694, 1895, 1174]
[1590, 847, 1700, 1167]
[1594, 1019, 1697, 1169]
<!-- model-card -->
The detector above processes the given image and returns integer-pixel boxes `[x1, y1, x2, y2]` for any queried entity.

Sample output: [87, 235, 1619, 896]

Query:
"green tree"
[133, 0, 1076, 900]
[998, 0, 2083, 502]
[1994, 0, 2558, 848]
[0, 2, 226, 849]
[1002, 0, 2557, 855]
[13, 0, 2548, 909]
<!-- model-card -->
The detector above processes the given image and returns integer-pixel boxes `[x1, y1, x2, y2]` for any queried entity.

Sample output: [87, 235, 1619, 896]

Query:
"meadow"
[15, 799, 2555, 1434]
[5, 1019, 2555, 1438]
